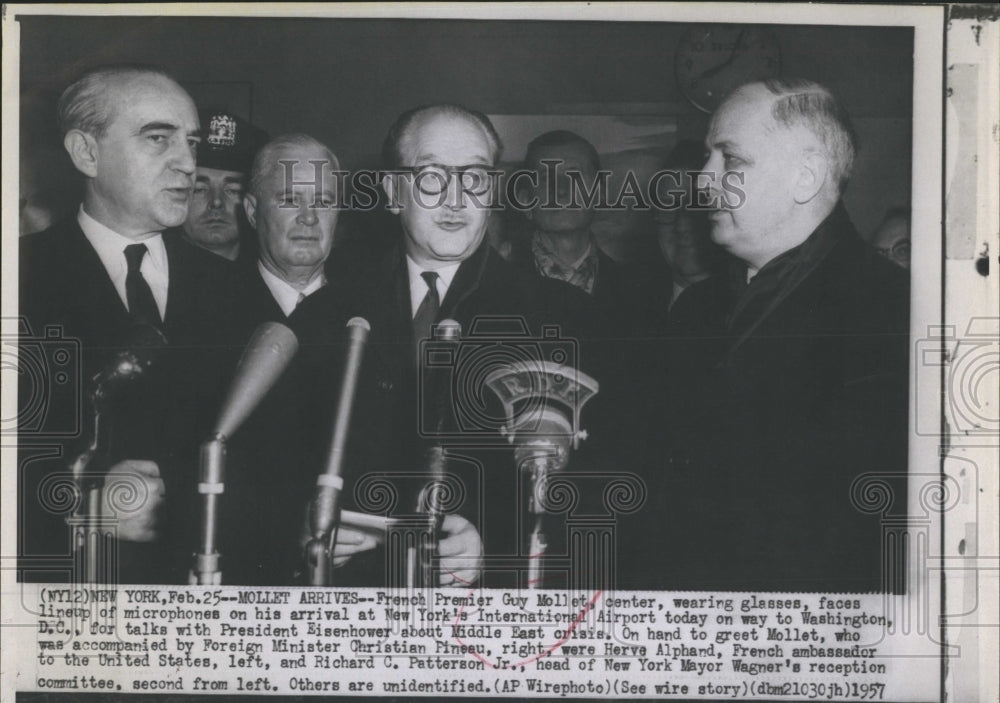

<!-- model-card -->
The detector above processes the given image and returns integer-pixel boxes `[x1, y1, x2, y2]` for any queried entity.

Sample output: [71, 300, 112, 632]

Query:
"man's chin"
[189, 229, 239, 245]
[155, 206, 190, 230]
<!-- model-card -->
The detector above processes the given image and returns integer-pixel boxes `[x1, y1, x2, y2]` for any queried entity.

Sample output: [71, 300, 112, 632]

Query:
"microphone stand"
[305, 317, 369, 586]
[69, 396, 110, 584]
[190, 322, 299, 585]
[485, 361, 599, 589]
[191, 434, 227, 585]
[411, 444, 446, 588]
[408, 320, 461, 588]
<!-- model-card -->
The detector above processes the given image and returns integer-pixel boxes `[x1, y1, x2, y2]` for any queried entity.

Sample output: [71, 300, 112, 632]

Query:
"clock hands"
[697, 28, 747, 82]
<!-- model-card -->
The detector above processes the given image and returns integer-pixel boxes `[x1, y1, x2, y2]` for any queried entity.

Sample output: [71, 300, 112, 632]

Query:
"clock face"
[675, 25, 781, 113]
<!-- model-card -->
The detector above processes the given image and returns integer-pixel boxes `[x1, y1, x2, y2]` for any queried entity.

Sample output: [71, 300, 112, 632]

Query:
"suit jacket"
[239, 265, 287, 325]
[622, 203, 910, 592]
[217, 269, 349, 585]
[288, 241, 603, 587]
[18, 218, 246, 584]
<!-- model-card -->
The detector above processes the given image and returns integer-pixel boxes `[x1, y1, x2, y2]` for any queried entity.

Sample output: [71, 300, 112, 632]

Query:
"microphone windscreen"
[346, 317, 370, 343]
[214, 322, 299, 438]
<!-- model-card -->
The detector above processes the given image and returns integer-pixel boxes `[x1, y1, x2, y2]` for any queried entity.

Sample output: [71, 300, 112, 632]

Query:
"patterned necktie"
[123, 243, 162, 327]
[412, 271, 440, 347]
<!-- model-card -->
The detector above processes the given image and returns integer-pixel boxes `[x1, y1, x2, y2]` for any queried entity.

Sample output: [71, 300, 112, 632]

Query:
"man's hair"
[381, 104, 502, 169]
[759, 78, 858, 193]
[249, 133, 340, 195]
[523, 130, 601, 172]
[57, 64, 177, 138]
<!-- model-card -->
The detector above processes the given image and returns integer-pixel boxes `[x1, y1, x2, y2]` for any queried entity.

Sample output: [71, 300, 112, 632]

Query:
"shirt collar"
[405, 255, 461, 317]
[257, 261, 327, 317]
[78, 206, 167, 277]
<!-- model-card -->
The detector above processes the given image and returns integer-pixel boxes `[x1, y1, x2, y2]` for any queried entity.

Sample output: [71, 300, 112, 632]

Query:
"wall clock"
[675, 25, 781, 113]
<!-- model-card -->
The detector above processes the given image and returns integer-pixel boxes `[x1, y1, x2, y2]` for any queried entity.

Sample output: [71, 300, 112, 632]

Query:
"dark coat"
[18, 218, 247, 584]
[508, 236, 658, 340]
[622, 204, 910, 592]
[217, 269, 348, 585]
[238, 265, 287, 325]
[284, 241, 604, 587]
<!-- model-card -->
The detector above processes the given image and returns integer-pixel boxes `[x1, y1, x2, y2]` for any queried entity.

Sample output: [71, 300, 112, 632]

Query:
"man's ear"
[243, 193, 258, 228]
[793, 150, 829, 204]
[381, 173, 402, 215]
[63, 130, 100, 178]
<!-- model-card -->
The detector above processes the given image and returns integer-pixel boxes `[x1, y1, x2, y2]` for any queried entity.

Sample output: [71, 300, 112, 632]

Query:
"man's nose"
[444, 173, 466, 210]
[701, 156, 723, 196]
[208, 186, 224, 209]
[171, 138, 196, 176]
[296, 201, 319, 225]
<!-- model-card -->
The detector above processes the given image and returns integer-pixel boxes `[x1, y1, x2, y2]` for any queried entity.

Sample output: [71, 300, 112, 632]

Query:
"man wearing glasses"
[302, 104, 598, 587]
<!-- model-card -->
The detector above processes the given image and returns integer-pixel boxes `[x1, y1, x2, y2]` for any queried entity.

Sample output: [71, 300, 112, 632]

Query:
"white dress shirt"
[406, 256, 460, 318]
[78, 207, 169, 319]
[258, 262, 327, 317]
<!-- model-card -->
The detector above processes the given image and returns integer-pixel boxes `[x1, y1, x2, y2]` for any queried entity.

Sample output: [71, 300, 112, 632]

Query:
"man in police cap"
[182, 110, 267, 263]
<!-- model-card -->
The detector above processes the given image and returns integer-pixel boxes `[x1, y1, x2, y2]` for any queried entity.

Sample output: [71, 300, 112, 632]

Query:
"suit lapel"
[66, 219, 132, 327]
[440, 243, 489, 321]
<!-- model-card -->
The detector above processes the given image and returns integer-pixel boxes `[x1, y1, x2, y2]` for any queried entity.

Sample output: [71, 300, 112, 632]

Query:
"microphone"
[72, 324, 168, 481]
[434, 319, 461, 342]
[213, 322, 300, 439]
[410, 319, 461, 587]
[70, 323, 167, 584]
[191, 322, 299, 585]
[484, 361, 599, 588]
[306, 317, 370, 586]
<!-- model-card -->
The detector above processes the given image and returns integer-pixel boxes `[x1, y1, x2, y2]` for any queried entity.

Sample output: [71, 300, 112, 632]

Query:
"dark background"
[17, 16, 913, 246]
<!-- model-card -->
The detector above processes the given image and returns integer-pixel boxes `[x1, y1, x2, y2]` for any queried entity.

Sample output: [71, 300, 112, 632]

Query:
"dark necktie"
[124, 243, 163, 327]
[412, 271, 440, 347]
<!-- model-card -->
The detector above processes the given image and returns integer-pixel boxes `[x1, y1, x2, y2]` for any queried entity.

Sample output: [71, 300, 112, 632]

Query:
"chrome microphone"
[306, 317, 370, 586]
[191, 322, 299, 585]
[485, 361, 599, 589]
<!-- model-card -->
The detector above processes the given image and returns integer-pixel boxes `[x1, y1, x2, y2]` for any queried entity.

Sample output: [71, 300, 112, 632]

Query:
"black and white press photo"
[2, 4, 996, 702]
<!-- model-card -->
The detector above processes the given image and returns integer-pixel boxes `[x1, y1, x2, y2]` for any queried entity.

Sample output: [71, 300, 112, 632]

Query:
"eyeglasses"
[402, 163, 493, 196]
[875, 240, 910, 263]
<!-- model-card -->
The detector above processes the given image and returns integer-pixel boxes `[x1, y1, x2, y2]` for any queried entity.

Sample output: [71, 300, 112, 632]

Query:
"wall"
[17, 15, 913, 238]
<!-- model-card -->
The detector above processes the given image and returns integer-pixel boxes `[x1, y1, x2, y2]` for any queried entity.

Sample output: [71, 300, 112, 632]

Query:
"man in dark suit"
[240, 133, 340, 323]
[18, 65, 244, 584]
[306, 105, 601, 588]
[214, 133, 342, 584]
[628, 79, 909, 592]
